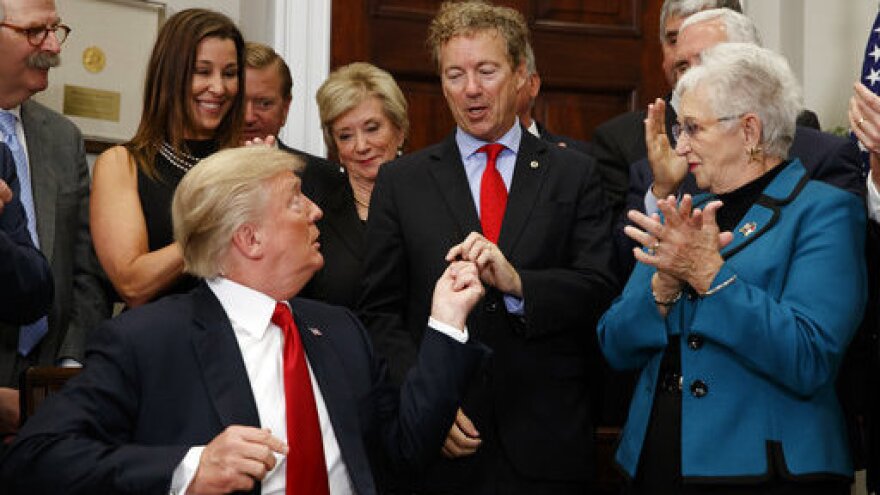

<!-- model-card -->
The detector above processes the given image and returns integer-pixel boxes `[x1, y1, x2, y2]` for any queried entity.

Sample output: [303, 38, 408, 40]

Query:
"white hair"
[674, 43, 802, 158]
[659, 0, 742, 43]
[680, 8, 762, 46]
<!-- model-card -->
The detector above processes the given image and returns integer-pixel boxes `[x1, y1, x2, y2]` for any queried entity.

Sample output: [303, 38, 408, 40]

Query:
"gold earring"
[748, 145, 763, 163]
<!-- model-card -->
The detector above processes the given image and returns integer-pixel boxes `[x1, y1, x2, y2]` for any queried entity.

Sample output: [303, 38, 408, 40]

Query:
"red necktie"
[271, 303, 330, 495]
[478, 143, 508, 243]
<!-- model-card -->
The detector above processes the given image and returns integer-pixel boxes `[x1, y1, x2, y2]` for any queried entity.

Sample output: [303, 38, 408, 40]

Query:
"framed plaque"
[32, 0, 165, 152]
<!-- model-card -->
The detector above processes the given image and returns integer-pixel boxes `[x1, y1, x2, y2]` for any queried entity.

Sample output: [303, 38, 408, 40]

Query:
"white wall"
[164, 0, 240, 22]
[745, 0, 879, 131]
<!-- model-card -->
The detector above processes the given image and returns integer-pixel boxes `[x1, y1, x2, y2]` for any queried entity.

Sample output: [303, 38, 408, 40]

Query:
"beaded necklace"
[158, 142, 200, 173]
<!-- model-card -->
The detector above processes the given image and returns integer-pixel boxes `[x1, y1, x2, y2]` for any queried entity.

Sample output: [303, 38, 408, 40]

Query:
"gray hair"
[674, 43, 802, 159]
[679, 8, 762, 46]
[172, 146, 305, 278]
[659, 0, 742, 43]
[523, 42, 537, 76]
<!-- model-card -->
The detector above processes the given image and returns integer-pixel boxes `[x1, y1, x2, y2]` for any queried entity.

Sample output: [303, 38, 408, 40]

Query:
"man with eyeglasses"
[0, 0, 111, 447]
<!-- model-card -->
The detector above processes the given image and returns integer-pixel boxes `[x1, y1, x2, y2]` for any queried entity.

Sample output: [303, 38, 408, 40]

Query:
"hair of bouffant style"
[427, 1, 529, 72]
[316, 62, 409, 156]
[674, 43, 802, 159]
[172, 146, 304, 278]
[245, 41, 293, 99]
[126, 8, 245, 179]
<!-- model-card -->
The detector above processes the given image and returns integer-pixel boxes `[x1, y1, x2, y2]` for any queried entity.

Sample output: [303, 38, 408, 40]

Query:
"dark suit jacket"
[0, 283, 486, 495]
[589, 108, 654, 215]
[302, 180, 364, 309]
[0, 143, 52, 324]
[359, 129, 619, 489]
[0, 100, 110, 378]
[278, 140, 345, 208]
[535, 121, 591, 156]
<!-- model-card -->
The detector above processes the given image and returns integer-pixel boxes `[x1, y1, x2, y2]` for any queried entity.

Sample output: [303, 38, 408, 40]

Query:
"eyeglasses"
[0, 22, 71, 46]
[672, 113, 744, 141]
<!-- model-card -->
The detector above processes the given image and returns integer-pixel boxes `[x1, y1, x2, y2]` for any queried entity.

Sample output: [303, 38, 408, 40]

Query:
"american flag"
[854, 7, 880, 178]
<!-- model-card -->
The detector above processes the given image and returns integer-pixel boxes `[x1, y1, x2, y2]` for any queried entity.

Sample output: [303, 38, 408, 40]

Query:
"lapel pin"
[309, 327, 323, 337]
[529, 160, 539, 169]
[738, 221, 757, 237]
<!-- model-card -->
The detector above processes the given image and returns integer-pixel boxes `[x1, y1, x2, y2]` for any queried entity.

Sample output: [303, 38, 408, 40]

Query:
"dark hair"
[126, 9, 245, 178]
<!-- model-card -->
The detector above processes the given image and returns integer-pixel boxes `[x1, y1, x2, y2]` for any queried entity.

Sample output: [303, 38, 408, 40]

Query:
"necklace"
[158, 142, 200, 173]
[353, 195, 369, 209]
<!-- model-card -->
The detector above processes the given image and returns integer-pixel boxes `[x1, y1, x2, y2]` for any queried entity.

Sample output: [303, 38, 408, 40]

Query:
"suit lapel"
[20, 100, 58, 261]
[498, 131, 549, 254]
[427, 134, 482, 240]
[323, 183, 364, 259]
[291, 305, 375, 494]
[190, 284, 261, 428]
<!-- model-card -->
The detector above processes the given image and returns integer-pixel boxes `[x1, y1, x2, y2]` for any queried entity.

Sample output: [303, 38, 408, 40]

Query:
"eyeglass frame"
[671, 113, 746, 142]
[0, 21, 71, 46]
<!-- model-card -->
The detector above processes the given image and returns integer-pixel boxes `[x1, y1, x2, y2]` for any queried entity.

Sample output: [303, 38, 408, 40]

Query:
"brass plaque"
[62, 85, 120, 122]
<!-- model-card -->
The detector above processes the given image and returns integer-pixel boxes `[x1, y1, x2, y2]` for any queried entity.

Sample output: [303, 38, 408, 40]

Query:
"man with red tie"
[0, 146, 488, 495]
[358, 2, 618, 493]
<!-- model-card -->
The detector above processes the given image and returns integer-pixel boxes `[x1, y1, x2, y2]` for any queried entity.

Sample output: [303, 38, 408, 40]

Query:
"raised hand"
[430, 260, 485, 331]
[645, 98, 688, 199]
[624, 195, 732, 293]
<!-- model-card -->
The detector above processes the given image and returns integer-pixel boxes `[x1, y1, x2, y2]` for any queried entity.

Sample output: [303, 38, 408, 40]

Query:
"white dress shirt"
[171, 277, 353, 495]
[170, 277, 468, 494]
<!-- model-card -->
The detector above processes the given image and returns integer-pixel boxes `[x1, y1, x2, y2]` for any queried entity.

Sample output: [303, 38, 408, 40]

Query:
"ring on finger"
[859, 116, 866, 127]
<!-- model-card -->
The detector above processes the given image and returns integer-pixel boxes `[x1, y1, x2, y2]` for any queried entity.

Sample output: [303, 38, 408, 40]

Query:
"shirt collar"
[455, 118, 522, 160]
[206, 277, 281, 340]
[526, 120, 539, 137]
[0, 105, 22, 121]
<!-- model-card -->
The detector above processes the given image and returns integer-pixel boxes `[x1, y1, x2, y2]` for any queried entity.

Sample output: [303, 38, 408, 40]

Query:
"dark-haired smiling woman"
[90, 9, 244, 307]
[599, 43, 866, 495]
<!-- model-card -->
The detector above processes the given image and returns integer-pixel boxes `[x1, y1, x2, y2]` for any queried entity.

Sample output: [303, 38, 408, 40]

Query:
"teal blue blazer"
[598, 160, 867, 480]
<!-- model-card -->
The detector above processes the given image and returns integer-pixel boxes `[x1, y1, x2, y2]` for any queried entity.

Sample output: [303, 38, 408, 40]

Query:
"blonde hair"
[316, 62, 409, 156]
[172, 146, 304, 277]
[427, 1, 529, 72]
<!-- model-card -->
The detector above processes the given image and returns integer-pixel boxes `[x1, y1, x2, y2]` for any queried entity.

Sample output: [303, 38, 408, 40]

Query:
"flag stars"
[871, 44, 880, 63]
[866, 68, 880, 87]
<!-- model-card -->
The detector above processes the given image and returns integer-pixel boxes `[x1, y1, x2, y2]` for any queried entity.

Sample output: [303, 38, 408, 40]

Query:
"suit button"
[687, 335, 703, 350]
[690, 380, 708, 398]
[485, 301, 498, 312]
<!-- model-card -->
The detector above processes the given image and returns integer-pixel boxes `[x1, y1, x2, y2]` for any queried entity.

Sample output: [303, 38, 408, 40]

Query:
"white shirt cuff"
[867, 171, 880, 222]
[428, 316, 469, 343]
[644, 185, 660, 216]
[170, 446, 204, 495]
[58, 358, 83, 368]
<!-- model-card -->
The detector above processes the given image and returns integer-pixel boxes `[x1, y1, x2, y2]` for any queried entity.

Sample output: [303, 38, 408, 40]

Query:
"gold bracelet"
[700, 275, 737, 297]
[652, 290, 682, 306]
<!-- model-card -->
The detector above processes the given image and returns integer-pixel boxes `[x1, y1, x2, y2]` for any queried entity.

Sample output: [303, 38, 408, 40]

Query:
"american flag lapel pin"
[738, 221, 757, 237]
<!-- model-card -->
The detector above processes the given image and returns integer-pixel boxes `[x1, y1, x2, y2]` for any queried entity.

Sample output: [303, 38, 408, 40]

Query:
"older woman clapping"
[599, 43, 866, 495]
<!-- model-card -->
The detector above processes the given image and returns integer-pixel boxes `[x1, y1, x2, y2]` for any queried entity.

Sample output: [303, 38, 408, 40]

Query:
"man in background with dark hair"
[243, 42, 343, 206]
